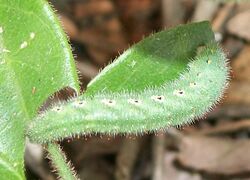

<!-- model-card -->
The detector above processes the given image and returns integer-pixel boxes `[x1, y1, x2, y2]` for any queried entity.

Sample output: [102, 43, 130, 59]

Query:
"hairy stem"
[47, 143, 78, 180]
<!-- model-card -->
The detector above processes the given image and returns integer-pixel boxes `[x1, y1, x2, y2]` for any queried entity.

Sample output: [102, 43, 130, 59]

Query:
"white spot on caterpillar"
[73, 100, 86, 108]
[173, 90, 185, 97]
[52, 106, 62, 112]
[189, 82, 197, 87]
[206, 59, 212, 64]
[0, 26, 3, 33]
[101, 99, 116, 106]
[20, 41, 28, 49]
[151, 95, 165, 103]
[30, 32, 35, 39]
[128, 99, 142, 106]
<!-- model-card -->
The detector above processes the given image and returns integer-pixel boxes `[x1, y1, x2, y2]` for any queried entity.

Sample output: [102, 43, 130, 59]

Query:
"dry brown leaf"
[224, 81, 250, 105]
[227, 10, 250, 41]
[212, 3, 236, 32]
[232, 45, 250, 82]
[60, 15, 79, 40]
[177, 135, 250, 175]
[163, 151, 202, 180]
[192, 0, 219, 22]
[162, 0, 185, 28]
[73, 0, 114, 18]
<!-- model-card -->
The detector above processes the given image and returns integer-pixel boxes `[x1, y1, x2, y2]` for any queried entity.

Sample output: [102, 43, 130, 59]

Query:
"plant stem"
[47, 142, 78, 180]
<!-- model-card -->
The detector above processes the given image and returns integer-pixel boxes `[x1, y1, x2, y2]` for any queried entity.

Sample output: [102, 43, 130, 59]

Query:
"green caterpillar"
[27, 43, 229, 144]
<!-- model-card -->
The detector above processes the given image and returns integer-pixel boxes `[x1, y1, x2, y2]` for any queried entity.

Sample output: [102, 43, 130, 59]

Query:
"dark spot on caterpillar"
[151, 95, 165, 102]
[206, 59, 212, 64]
[102, 99, 116, 106]
[174, 90, 185, 96]
[52, 106, 62, 112]
[190, 82, 197, 87]
[179, 91, 184, 95]
[128, 99, 141, 105]
[73, 100, 86, 107]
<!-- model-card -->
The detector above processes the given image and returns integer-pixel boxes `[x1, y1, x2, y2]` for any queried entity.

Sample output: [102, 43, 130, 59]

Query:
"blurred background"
[25, 0, 250, 179]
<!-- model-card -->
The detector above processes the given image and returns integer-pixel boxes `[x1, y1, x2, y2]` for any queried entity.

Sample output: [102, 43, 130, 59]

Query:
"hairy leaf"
[85, 22, 214, 95]
[27, 22, 229, 143]
[0, 0, 79, 178]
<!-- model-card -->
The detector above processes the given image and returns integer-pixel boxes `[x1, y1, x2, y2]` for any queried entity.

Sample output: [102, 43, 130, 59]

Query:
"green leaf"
[0, 154, 24, 180]
[27, 22, 229, 144]
[85, 21, 214, 95]
[0, 0, 79, 178]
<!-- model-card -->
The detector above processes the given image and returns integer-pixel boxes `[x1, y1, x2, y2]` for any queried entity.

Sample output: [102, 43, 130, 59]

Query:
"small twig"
[46, 142, 78, 180]
[115, 138, 142, 180]
[208, 105, 250, 119]
[193, 119, 250, 136]
[212, 2, 236, 32]
[152, 134, 166, 180]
